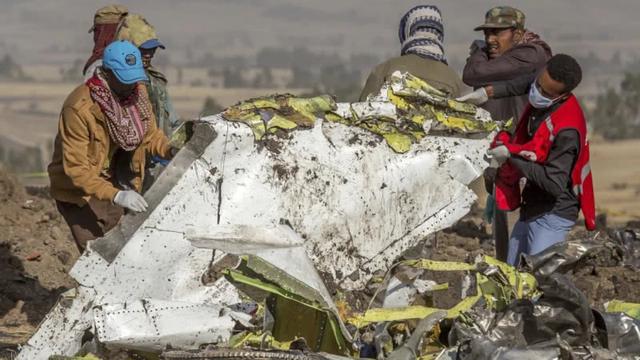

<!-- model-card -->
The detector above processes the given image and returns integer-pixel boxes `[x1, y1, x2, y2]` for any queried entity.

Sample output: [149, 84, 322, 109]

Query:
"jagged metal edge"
[90, 122, 217, 262]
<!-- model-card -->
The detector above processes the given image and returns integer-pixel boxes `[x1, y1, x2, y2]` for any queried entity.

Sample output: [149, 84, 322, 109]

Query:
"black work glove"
[483, 167, 497, 194]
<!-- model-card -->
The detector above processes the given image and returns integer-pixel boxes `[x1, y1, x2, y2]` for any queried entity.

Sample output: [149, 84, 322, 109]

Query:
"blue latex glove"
[151, 155, 170, 166]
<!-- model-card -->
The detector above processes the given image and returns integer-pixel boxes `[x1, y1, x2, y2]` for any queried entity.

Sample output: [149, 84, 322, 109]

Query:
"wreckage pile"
[222, 71, 504, 153]
[9, 73, 640, 359]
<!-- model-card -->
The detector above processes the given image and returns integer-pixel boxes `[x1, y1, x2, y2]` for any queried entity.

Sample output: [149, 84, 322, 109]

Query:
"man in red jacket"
[485, 54, 596, 265]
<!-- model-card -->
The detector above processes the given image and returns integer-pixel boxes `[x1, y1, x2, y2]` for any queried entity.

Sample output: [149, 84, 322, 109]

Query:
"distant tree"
[199, 52, 216, 67]
[349, 53, 379, 72]
[611, 51, 622, 68]
[223, 67, 246, 88]
[177, 67, 183, 85]
[288, 66, 315, 89]
[60, 59, 83, 82]
[252, 67, 274, 88]
[186, 46, 194, 63]
[318, 63, 362, 102]
[201, 96, 224, 116]
[256, 47, 291, 68]
[591, 72, 640, 140]
[0, 54, 29, 80]
[153, 52, 170, 67]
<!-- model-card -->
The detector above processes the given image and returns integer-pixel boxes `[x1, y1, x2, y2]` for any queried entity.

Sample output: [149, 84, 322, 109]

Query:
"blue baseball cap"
[140, 38, 165, 50]
[102, 40, 148, 84]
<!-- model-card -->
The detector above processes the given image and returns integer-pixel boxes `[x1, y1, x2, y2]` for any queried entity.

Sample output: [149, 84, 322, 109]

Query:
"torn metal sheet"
[15, 288, 95, 359]
[93, 299, 237, 351]
[187, 224, 353, 343]
[521, 240, 625, 277]
[20, 109, 489, 358]
[595, 311, 640, 356]
[385, 310, 446, 360]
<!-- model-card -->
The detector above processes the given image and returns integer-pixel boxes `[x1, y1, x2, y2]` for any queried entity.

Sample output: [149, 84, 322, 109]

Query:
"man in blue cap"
[116, 13, 179, 192]
[116, 13, 177, 138]
[48, 40, 176, 252]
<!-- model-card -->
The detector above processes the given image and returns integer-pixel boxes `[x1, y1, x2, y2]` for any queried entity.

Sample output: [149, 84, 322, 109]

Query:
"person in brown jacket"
[49, 40, 175, 251]
[359, 5, 465, 100]
[462, 6, 552, 125]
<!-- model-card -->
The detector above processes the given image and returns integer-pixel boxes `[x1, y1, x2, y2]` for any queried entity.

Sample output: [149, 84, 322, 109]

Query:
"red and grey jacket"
[492, 95, 596, 230]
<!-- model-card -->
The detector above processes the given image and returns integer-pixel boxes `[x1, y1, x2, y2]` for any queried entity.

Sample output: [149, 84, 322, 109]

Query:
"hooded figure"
[359, 5, 466, 100]
[83, 4, 129, 79]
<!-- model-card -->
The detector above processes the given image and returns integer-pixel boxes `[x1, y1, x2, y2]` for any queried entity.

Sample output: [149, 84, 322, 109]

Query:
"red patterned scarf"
[86, 70, 152, 151]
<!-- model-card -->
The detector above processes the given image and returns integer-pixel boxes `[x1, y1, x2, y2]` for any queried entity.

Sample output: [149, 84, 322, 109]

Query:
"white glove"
[456, 87, 489, 105]
[113, 190, 148, 213]
[487, 145, 511, 165]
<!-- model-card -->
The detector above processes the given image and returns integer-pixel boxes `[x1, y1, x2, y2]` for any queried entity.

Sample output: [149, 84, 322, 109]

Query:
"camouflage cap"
[88, 4, 128, 32]
[474, 6, 525, 31]
[116, 14, 165, 49]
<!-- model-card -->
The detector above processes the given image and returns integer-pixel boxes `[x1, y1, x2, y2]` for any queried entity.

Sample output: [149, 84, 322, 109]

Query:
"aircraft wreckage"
[20, 73, 640, 359]
[17, 72, 493, 358]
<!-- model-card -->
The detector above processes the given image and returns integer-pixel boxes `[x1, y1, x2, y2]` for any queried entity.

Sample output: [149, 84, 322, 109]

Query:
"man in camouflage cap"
[462, 6, 551, 122]
[459, 6, 552, 263]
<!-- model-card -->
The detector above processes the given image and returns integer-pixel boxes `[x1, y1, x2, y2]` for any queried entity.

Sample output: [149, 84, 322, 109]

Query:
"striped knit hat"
[398, 5, 447, 64]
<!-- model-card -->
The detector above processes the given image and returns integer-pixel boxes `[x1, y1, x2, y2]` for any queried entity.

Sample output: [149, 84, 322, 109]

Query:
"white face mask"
[528, 81, 559, 109]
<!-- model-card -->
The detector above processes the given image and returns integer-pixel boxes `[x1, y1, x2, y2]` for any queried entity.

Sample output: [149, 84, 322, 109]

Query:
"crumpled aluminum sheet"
[448, 274, 598, 359]
[595, 310, 640, 357]
[611, 228, 640, 269]
[520, 240, 624, 277]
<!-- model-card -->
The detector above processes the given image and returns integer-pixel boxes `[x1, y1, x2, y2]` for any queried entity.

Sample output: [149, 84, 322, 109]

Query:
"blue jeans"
[507, 213, 575, 266]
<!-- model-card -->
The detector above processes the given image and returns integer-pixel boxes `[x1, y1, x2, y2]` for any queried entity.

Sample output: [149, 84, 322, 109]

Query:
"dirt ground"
[0, 165, 639, 357]
[432, 212, 640, 310]
[0, 168, 77, 355]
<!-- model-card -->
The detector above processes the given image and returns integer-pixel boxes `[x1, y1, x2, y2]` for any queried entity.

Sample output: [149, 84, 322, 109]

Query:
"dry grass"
[0, 81, 307, 119]
[590, 138, 640, 224]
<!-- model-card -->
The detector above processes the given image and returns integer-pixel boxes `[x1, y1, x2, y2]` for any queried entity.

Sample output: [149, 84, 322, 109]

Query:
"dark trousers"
[56, 198, 123, 252]
[493, 208, 510, 262]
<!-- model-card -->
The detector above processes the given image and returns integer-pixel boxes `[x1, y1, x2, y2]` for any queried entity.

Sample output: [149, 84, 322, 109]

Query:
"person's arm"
[463, 45, 543, 87]
[144, 112, 173, 159]
[458, 71, 537, 104]
[509, 130, 579, 197]
[491, 72, 537, 98]
[60, 107, 119, 201]
[165, 92, 181, 131]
